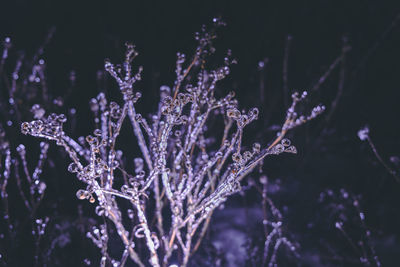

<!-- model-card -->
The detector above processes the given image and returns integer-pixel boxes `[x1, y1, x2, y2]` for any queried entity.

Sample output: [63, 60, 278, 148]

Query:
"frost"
[358, 126, 369, 141]
[16, 19, 324, 267]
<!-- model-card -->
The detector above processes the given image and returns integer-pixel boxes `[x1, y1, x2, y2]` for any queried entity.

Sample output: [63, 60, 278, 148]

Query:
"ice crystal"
[19, 19, 324, 266]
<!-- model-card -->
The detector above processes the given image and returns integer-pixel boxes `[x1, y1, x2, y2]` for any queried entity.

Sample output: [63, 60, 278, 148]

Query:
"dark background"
[1, 0, 400, 266]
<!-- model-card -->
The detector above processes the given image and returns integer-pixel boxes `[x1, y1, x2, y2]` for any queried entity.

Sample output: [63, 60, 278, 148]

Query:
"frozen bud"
[185, 93, 194, 103]
[174, 130, 182, 137]
[93, 129, 102, 136]
[215, 151, 223, 158]
[37, 181, 46, 194]
[224, 139, 230, 147]
[134, 225, 145, 238]
[3, 37, 11, 48]
[16, 144, 26, 154]
[115, 150, 123, 159]
[248, 107, 259, 119]
[109, 159, 118, 168]
[340, 188, 348, 199]
[273, 144, 285, 153]
[68, 162, 79, 173]
[78, 136, 85, 145]
[243, 151, 252, 160]
[53, 97, 64, 107]
[134, 91, 142, 100]
[85, 135, 97, 145]
[176, 52, 185, 64]
[180, 115, 188, 124]
[151, 233, 160, 249]
[335, 221, 343, 229]
[213, 67, 229, 80]
[227, 108, 240, 119]
[201, 153, 209, 161]
[125, 41, 136, 51]
[57, 114, 67, 123]
[177, 93, 185, 102]
[76, 189, 89, 200]
[252, 142, 261, 153]
[31, 104, 45, 119]
[160, 85, 171, 98]
[49, 113, 58, 121]
[232, 153, 242, 163]
[291, 92, 299, 100]
[184, 160, 191, 169]
[358, 126, 369, 141]
[121, 185, 129, 193]
[40, 141, 49, 150]
[95, 206, 106, 216]
[227, 91, 235, 100]
[127, 209, 135, 219]
[285, 146, 297, 154]
[281, 138, 291, 147]
[134, 158, 144, 173]
[89, 98, 99, 112]
[212, 17, 226, 26]
[390, 156, 400, 165]
[260, 175, 268, 185]
[134, 114, 142, 122]
[110, 101, 118, 109]
[104, 59, 113, 71]
[97, 92, 107, 106]
[110, 107, 122, 119]
[237, 117, 246, 128]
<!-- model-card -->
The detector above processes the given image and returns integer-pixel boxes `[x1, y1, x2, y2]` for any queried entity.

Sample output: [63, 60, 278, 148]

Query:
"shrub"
[2, 18, 324, 266]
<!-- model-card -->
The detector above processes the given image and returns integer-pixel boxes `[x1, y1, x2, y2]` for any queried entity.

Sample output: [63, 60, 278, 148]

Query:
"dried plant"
[0, 30, 59, 267]
[318, 189, 381, 266]
[245, 175, 299, 267]
[14, 19, 325, 266]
